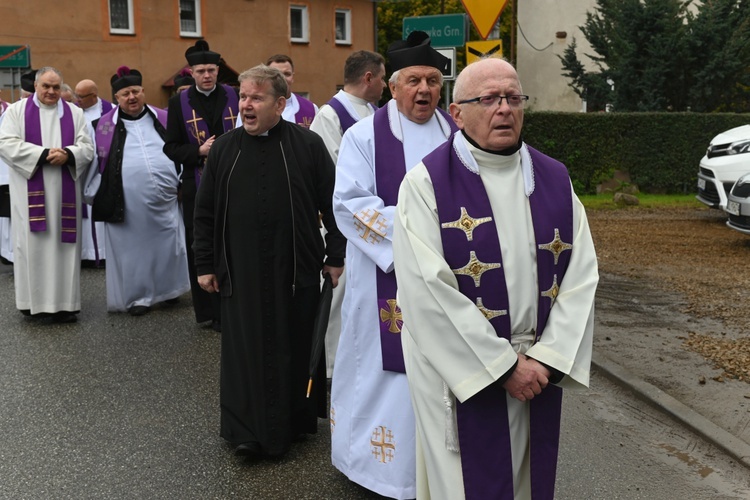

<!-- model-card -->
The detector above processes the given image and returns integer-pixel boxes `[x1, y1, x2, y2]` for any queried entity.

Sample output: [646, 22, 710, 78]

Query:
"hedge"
[523, 112, 750, 194]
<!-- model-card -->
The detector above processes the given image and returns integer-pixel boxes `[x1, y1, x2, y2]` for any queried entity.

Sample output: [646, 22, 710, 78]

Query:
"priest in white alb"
[393, 58, 599, 499]
[84, 66, 189, 316]
[0, 67, 94, 323]
[330, 32, 457, 499]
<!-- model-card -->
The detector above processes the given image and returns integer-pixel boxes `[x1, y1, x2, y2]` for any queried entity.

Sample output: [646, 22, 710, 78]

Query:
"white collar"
[385, 99, 453, 143]
[32, 93, 66, 118]
[195, 85, 216, 97]
[452, 131, 535, 196]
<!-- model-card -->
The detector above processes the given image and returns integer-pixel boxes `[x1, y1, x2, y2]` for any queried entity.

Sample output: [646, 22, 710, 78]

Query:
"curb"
[592, 353, 750, 470]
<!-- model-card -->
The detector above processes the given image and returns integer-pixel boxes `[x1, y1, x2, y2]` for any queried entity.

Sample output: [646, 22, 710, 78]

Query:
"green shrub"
[523, 112, 750, 194]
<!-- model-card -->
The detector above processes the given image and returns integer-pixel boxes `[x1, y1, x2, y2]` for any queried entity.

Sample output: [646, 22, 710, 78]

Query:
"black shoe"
[52, 311, 77, 323]
[211, 320, 221, 332]
[235, 442, 261, 457]
[165, 297, 180, 305]
[128, 305, 150, 316]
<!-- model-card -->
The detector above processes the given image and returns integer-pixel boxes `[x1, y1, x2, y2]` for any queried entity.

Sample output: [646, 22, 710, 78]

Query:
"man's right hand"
[198, 135, 216, 157]
[198, 273, 219, 293]
[502, 353, 549, 402]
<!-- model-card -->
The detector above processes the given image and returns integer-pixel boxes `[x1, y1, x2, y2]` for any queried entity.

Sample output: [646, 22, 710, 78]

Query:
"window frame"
[108, 0, 135, 35]
[334, 8, 352, 46]
[290, 4, 310, 44]
[179, 0, 202, 38]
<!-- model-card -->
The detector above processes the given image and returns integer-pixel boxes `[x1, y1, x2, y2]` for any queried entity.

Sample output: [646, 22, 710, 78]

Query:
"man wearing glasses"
[393, 57, 599, 499]
[330, 31, 457, 499]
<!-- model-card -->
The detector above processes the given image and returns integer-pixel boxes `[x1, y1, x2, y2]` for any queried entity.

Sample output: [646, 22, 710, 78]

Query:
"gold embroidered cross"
[452, 250, 501, 287]
[371, 425, 396, 463]
[476, 297, 507, 320]
[538, 228, 572, 265]
[300, 116, 313, 127]
[354, 209, 387, 244]
[541, 274, 560, 304]
[186, 109, 206, 145]
[441, 207, 492, 241]
[224, 107, 238, 127]
[379, 299, 403, 333]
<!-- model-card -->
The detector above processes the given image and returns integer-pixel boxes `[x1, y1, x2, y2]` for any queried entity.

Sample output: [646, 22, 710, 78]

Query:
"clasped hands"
[46, 148, 69, 166]
[502, 353, 551, 402]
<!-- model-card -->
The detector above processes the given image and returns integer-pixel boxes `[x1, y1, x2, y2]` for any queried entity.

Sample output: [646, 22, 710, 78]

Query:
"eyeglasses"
[457, 94, 529, 109]
[75, 93, 94, 100]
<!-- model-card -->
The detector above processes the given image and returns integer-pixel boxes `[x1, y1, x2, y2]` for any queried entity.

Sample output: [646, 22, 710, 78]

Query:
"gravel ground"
[588, 203, 750, 445]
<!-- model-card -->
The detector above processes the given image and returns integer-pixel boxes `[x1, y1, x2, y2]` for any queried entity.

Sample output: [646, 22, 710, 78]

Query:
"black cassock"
[220, 130, 326, 456]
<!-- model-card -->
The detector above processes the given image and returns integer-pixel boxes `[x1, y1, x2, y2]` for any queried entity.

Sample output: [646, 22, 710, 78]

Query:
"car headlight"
[736, 173, 750, 186]
[727, 139, 750, 155]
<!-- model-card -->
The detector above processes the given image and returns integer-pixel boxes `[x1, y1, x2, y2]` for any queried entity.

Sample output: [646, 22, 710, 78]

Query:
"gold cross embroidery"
[300, 116, 313, 127]
[538, 228, 572, 265]
[476, 297, 507, 321]
[186, 109, 206, 145]
[452, 250, 501, 288]
[379, 299, 403, 333]
[541, 274, 560, 304]
[371, 426, 396, 463]
[354, 209, 387, 244]
[224, 107, 237, 127]
[441, 207, 492, 241]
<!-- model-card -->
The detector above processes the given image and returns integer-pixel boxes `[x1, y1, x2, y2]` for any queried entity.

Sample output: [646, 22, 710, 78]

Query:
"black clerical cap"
[111, 66, 143, 94]
[20, 69, 37, 93]
[185, 40, 221, 66]
[387, 31, 450, 73]
[174, 68, 195, 88]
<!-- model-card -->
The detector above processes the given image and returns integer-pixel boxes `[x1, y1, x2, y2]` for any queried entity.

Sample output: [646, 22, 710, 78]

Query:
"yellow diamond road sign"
[460, 0, 508, 40]
[465, 40, 503, 65]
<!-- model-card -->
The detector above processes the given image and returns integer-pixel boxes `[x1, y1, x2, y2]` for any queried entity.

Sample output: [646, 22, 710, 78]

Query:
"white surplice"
[310, 90, 377, 377]
[0, 112, 13, 263]
[79, 98, 109, 262]
[0, 95, 94, 314]
[84, 107, 189, 312]
[330, 99, 454, 499]
[392, 134, 599, 499]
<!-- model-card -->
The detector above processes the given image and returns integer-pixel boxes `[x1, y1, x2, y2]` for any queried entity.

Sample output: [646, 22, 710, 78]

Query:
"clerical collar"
[463, 131, 523, 156]
[195, 85, 216, 97]
[120, 107, 148, 120]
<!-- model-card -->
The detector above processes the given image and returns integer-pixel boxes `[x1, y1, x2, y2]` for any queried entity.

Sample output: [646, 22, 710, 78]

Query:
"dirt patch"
[589, 205, 750, 444]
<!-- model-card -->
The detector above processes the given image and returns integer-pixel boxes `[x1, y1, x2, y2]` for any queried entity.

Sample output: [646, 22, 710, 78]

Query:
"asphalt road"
[1, 263, 749, 499]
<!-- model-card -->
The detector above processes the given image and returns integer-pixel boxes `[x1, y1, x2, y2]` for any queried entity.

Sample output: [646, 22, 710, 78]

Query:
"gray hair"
[389, 68, 444, 87]
[36, 66, 63, 84]
[238, 64, 288, 99]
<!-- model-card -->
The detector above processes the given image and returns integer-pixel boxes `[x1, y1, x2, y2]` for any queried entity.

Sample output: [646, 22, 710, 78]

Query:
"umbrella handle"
[306, 377, 313, 398]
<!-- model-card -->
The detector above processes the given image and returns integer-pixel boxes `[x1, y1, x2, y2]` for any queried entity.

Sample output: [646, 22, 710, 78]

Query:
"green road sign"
[403, 14, 465, 48]
[0, 45, 30, 69]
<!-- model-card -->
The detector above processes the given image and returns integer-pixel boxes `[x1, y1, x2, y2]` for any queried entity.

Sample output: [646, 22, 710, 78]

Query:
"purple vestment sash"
[327, 95, 377, 134]
[423, 138, 573, 500]
[24, 97, 77, 243]
[100, 99, 113, 115]
[95, 106, 168, 174]
[180, 84, 239, 187]
[373, 104, 458, 373]
[294, 94, 316, 128]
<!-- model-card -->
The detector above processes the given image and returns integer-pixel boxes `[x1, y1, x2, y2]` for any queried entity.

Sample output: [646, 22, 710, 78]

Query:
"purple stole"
[423, 138, 573, 500]
[180, 84, 239, 186]
[100, 99, 113, 115]
[373, 105, 458, 373]
[294, 94, 316, 128]
[24, 98, 77, 243]
[95, 106, 168, 174]
[327, 95, 377, 134]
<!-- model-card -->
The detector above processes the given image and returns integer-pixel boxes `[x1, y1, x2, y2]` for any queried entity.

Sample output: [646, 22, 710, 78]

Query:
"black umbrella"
[307, 273, 333, 398]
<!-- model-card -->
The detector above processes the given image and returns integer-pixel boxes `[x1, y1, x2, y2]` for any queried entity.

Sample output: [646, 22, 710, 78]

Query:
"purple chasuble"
[294, 94, 316, 128]
[327, 96, 377, 134]
[180, 84, 239, 187]
[100, 99, 114, 115]
[423, 138, 573, 500]
[373, 105, 457, 373]
[24, 97, 77, 243]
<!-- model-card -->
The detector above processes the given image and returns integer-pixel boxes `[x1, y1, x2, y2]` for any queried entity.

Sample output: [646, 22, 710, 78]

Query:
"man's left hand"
[323, 265, 344, 288]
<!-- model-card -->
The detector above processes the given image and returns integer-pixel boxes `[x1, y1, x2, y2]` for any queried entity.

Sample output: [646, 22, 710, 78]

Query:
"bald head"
[75, 79, 99, 109]
[449, 58, 526, 152]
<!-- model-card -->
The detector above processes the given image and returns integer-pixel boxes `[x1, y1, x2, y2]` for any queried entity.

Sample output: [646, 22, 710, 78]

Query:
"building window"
[180, 0, 202, 37]
[109, 0, 134, 35]
[335, 9, 351, 45]
[290, 5, 309, 43]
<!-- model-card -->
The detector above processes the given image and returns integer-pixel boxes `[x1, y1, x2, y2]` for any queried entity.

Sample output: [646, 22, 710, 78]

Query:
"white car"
[696, 125, 750, 209]
[725, 174, 750, 235]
